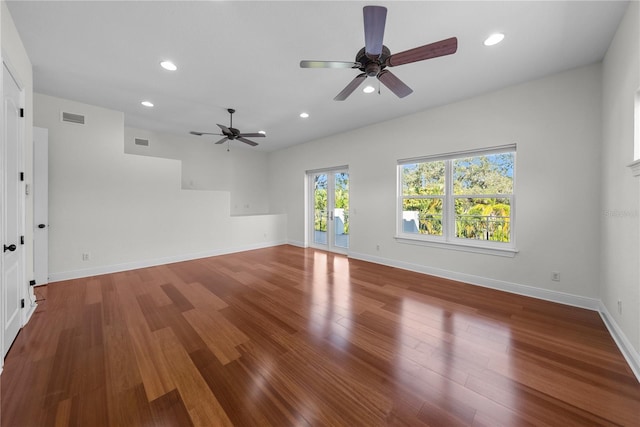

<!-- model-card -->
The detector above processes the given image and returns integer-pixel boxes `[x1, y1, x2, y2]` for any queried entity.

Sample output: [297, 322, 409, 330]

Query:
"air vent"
[61, 111, 85, 125]
[134, 138, 150, 147]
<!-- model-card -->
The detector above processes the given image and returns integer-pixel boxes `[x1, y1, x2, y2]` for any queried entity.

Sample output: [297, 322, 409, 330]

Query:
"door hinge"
[20, 299, 25, 308]
[19, 108, 24, 118]
[19, 172, 24, 181]
[20, 236, 24, 245]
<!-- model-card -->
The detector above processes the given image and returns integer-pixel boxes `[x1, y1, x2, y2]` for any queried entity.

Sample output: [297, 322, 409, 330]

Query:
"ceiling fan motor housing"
[357, 46, 391, 77]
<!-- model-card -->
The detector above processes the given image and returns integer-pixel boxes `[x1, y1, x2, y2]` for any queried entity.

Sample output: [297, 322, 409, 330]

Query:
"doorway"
[308, 168, 349, 254]
[2, 59, 26, 358]
[33, 127, 49, 286]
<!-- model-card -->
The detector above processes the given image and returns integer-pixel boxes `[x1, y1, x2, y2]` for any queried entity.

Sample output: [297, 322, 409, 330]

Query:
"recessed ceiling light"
[160, 60, 177, 71]
[300, 112, 309, 118]
[363, 85, 375, 94]
[141, 101, 154, 107]
[258, 130, 266, 135]
[484, 33, 505, 46]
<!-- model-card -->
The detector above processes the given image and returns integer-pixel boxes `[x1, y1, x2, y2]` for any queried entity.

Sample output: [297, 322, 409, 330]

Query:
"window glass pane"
[402, 161, 445, 196]
[314, 174, 328, 244]
[455, 197, 511, 242]
[402, 198, 443, 235]
[453, 153, 514, 195]
[334, 172, 349, 249]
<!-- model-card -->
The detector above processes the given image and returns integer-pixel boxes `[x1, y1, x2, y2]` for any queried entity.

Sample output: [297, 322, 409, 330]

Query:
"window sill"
[394, 236, 518, 258]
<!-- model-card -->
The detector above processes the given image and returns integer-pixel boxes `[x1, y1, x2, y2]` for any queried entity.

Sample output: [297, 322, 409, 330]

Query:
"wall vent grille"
[134, 138, 150, 147]
[61, 111, 85, 125]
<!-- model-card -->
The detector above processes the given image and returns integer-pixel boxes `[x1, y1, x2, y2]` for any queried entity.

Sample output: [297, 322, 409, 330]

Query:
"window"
[397, 145, 516, 255]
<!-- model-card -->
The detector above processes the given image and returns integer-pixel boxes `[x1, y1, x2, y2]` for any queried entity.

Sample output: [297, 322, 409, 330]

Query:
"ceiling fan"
[189, 108, 264, 147]
[300, 5, 458, 101]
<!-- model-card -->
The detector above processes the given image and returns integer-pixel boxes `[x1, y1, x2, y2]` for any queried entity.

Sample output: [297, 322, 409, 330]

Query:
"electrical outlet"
[376, 244, 380, 251]
[551, 272, 560, 282]
[82, 253, 90, 261]
[618, 300, 622, 315]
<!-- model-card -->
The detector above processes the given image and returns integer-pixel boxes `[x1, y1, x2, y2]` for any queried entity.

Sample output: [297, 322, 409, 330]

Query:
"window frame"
[396, 144, 517, 257]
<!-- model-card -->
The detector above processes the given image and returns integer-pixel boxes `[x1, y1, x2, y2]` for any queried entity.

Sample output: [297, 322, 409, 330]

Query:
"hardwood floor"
[2, 245, 639, 426]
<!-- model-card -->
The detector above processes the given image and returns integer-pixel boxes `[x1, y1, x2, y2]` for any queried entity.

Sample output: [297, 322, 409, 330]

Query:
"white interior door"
[2, 61, 25, 357]
[309, 168, 349, 254]
[34, 127, 49, 286]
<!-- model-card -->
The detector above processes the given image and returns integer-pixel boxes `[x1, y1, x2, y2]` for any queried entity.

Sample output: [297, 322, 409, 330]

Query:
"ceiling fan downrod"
[227, 108, 235, 129]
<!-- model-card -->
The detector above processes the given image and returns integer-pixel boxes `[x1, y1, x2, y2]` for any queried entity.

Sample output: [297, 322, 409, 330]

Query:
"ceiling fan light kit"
[300, 5, 458, 101]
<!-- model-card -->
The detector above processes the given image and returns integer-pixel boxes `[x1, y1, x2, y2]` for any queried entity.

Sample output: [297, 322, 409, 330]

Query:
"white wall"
[34, 93, 286, 281]
[601, 2, 640, 354]
[269, 63, 603, 304]
[124, 127, 270, 215]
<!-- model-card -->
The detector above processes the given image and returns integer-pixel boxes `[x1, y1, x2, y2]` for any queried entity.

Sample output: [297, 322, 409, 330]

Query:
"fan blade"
[300, 60, 361, 69]
[217, 124, 232, 135]
[238, 133, 265, 138]
[238, 137, 258, 147]
[334, 73, 367, 101]
[215, 137, 229, 144]
[190, 131, 222, 136]
[363, 5, 387, 58]
[377, 70, 413, 98]
[386, 37, 458, 67]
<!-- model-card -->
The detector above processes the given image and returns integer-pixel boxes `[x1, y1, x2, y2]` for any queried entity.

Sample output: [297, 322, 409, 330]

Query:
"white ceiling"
[6, 1, 629, 152]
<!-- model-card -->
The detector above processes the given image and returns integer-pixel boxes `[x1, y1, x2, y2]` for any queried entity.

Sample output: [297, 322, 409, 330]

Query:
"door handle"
[4, 244, 17, 252]
[329, 211, 334, 220]
[38, 224, 46, 229]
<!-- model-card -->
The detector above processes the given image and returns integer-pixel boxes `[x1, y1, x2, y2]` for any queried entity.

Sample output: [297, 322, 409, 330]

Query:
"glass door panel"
[313, 174, 328, 245]
[333, 172, 349, 250]
[309, 169, 349, 253]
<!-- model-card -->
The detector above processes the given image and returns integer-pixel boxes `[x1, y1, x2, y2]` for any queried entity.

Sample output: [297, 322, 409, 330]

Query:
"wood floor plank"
[155, 327, 233, 427]
[177, 280, 229, 311]
[149, 389, 195, 427]
[2, 245, 639, 426]
[182, 308, 248, 365]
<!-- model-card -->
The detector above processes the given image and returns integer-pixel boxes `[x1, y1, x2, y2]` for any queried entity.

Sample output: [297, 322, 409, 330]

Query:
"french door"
[309, 168, 349, 254]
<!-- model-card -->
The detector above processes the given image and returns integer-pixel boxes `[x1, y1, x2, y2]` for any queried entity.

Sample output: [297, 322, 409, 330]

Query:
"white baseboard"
[349, 251, 600, 310]
[286, 239, 307, 248]
[349, 251, 639, 382]
[598, 301, 640, 380]
[45, 245, 640, 383]
[23, 300, 37, 324]
[48, 240, 287, 283]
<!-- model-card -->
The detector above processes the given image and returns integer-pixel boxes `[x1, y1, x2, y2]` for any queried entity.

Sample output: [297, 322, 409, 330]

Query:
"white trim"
[398, 143, 516, 165]
[306, 165, 349, 174]
[349, 251, 598, 310]
[306, 168, 350, 255]
[23, 301, 37, 324]
[348, 250, 640, 382]
[397, 147, 516, 253]
[628, 159, 640, 177]
[48, 240, 286, 283]
[598, 301, 640, 380]
[394, 236, 518, 257]
[44, 244, 640, 383]
[287, 239, 307, 248]
[634, 87, 639, 161]
[1, 52, 24, 91]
